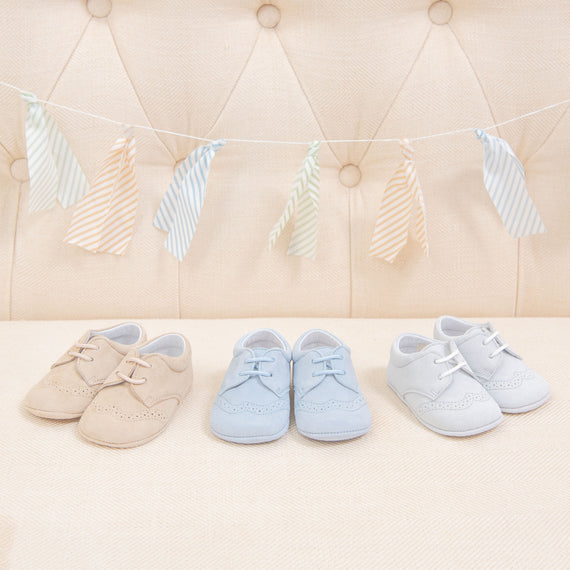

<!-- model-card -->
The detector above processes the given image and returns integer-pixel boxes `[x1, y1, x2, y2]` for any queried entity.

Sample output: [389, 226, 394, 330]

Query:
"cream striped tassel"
[369, 139, 428, 262]
[64, 129, 138, 255]
[21, 92, 89, 212]
[268, 141, 321, 259]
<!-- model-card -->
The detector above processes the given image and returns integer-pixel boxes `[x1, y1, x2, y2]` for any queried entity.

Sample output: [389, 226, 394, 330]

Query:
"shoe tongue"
[468, 322, 494, 335]
[79, 330, 94, 343]
[312, 346, 336, 357]
[250, 347, 269, 357]
[423, 340, 457, 357]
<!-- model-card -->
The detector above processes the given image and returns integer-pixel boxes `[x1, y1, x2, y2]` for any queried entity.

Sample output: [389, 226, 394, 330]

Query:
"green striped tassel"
[21, 92, 89, 212]
[268, 141, 321, 259]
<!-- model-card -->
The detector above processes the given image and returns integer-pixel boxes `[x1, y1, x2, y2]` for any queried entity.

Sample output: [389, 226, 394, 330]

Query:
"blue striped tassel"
[153, 140, 225, 261]
[475, 130, 546, 237]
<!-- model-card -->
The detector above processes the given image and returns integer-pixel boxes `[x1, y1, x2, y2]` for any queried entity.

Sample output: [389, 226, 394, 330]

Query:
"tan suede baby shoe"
[78, 333, 192, 448]
[23, 322, 146, 419]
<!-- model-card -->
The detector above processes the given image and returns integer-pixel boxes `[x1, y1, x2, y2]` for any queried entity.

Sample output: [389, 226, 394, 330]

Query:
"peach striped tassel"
[369, 140, 428, 263]
[64, 129, 138, 255]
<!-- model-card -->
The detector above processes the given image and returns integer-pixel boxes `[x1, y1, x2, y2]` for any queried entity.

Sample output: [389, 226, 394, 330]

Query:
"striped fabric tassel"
[21, 92, 89, 212]
[64, 129, 138, 255]
[268, 141, 321, 259]
[369, 139, 428, 263]
[475, 130, 546, 237]
[153, 139, 225, 261]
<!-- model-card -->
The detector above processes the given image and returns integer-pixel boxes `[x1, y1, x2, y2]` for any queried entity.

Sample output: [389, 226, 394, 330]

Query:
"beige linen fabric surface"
[0, 1, 569, 319]
[1, 318, 568, 568]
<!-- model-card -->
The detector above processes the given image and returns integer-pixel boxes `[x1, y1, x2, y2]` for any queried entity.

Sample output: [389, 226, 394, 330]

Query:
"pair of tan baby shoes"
[23, 322, 193, 448]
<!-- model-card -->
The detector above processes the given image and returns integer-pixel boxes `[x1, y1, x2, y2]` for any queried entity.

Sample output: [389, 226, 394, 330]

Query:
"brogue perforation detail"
[484, 370, 532, 391]
[216, 397, 289, 415]
[91, 403, 167, 422]
[46, 378, 96, 399]
[418, 390, 490, 413]
[295, 395, 366, 414]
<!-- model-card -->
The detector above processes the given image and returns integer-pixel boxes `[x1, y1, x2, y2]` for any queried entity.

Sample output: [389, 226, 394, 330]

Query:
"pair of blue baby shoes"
[210, 329, 372, 444]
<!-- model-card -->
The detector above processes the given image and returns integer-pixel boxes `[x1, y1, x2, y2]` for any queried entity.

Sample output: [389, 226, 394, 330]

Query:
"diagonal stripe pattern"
[369, 139, 428, 263]
[153, 139, 225, 261]
[21, 91, 89, 212]
[268, 141, 321, 259]
[64, 129, 138, 255]
[475, 129, 546, 237]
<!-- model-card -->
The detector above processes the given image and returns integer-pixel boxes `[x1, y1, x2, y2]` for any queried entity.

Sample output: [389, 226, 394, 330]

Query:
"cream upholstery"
[1, 318, 569, 567]
[0, 2, 568, 567]
[0, 0, 568, 319]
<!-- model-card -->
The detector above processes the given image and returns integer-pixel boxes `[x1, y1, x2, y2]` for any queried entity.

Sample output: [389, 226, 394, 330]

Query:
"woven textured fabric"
[0, 1, 568, 318]
[1, 319, 568, 568]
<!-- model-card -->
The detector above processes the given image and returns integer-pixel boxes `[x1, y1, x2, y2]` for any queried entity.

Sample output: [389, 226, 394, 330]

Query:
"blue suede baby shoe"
[292, 330, 372, 441]
[210, 329, 291, 444]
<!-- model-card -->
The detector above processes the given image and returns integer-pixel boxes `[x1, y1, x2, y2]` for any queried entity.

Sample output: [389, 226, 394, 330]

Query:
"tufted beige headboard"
[0, 0, 568, 320]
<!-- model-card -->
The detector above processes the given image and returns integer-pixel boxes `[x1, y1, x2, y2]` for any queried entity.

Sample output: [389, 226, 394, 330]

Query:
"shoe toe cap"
[484, 370, 550, 412]
[210, 398, 289, 443]
[294, 399, 372, 441]
[24, 380, 93, 418]
[78, 403, 170, 447]
[420, 395, 503, 436]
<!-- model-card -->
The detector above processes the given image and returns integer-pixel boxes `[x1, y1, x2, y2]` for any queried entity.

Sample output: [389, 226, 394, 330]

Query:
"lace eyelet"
[437, 374, 443, 381]
[433, 359, 438, 364]
[88, 356, 94, 362]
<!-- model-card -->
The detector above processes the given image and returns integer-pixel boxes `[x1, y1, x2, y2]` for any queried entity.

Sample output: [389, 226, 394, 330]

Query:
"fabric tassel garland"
[21, 91, 89, 212]
[153, 139, 225, 261]
[268, 140, 321, 259]
[369, 139, 428, 262]
[475, 129, 546, 237]
[64, 128, 138, 255]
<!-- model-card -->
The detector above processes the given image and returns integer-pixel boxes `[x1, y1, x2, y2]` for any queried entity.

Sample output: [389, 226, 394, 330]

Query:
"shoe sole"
[77, 418, 173, 449]
[388, 381, 503, 437]
[210, 422, 289, 444]
[296, 425, 371, 442]
[500, 392, 551, 414]
[24, 406, 82, 420]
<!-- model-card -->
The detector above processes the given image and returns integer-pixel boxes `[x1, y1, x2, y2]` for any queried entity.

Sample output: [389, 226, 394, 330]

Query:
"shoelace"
[238, 356, 275, 379]
[434, 349, 468, 380]
[116, 357, 152, 385]
[67, 342, 99, 362]
[483, 330, 510, 358]
[311, 354, 346, 378]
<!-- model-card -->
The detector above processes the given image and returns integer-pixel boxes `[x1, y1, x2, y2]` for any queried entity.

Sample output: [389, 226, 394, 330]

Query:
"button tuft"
[87, 0, 112, 18]
[429, 1, 453, 24]
[10, 158, 29, 182]
[339, 164, 361, 188]
[257, 4, 281, 28]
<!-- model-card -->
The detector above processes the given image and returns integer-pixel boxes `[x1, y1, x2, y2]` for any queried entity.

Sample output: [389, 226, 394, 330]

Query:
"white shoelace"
[116, 357, 152, 385]
[483, 330, 510, 358]
[434, 349, 468, 380]
[67, 342, 98, 362]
